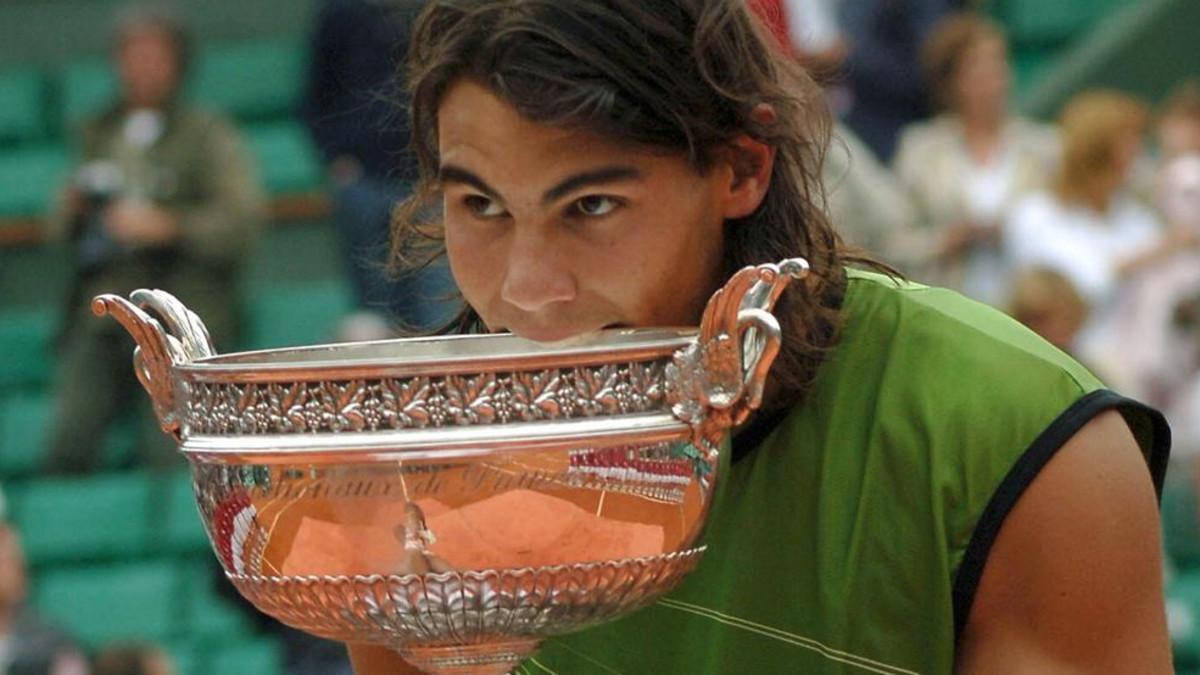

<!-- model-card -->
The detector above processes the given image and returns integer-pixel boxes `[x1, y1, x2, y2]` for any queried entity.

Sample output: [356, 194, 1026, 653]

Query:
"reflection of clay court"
[207, 448, 708, 579]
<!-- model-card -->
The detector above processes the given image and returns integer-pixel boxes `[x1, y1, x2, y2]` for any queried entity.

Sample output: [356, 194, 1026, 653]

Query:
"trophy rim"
[177, 327, 696, 383]
[179, 414, 693, 461]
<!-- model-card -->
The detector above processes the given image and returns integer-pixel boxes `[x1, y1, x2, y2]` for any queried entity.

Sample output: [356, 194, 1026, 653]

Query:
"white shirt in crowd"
[1006, 190, 1166, 396]
[1006, 190, 1161, 305]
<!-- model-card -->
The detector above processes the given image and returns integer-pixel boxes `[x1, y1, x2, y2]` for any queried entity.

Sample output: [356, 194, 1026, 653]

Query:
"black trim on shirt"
[731, 406, 792, 464]
[951, 389, 1171, 643]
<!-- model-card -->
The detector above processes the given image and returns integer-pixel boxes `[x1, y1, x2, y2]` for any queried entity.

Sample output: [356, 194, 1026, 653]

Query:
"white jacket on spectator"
[893, 115, 1058, 304]
[823, 122, 916, 259]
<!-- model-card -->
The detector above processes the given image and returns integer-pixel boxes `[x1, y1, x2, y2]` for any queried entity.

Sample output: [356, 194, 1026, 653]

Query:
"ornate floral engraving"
[181, 361, 668, 435]
[227, 547, 705, 648]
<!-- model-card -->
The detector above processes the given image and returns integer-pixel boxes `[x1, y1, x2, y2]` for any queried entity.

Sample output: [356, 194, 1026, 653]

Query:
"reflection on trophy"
[93, 258, 808, 674]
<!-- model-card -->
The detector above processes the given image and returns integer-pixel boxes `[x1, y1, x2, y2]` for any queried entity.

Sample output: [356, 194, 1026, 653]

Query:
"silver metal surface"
[94, 258, 808, 674]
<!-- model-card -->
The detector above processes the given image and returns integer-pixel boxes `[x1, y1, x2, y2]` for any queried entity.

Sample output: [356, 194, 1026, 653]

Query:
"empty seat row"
[990, 0, 1132, 46]
[0, 37, 306, 147]
[0, 118, 322, 220]
[5, 469, 208, 565]
[32, 557, 283, 675]
[0, 273, 351, 402]
[0, 305, 56, 389]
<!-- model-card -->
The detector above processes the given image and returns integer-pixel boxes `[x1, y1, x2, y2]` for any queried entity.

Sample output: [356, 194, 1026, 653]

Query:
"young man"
[351, 1, 1171, 672]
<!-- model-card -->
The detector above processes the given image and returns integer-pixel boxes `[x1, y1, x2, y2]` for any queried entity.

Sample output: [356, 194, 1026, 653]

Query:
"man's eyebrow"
[437, 164, 643, 204]
[437, 165, 498, 197]
[542, 166, 641, 205]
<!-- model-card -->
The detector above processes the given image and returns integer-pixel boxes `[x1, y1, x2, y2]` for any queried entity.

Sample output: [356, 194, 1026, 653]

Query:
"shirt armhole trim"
[951, 388, 1170, 643]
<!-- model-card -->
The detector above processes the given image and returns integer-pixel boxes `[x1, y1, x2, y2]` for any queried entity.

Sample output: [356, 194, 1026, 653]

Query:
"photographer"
[43, 7, 266, 475]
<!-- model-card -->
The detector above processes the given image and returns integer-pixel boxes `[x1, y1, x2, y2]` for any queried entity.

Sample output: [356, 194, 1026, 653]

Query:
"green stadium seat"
[1170, 571, 1200, 669]
[0, 306, 57, 389]
[177, 561, 254, 642]
[58, 58, 116, 134]
[158, 469, 211, 554]
[192, 38, 306, 122]
[994, 0, 1130, 46]
[242, 279, 354, 350]
[209, 637, 284, 675]
[164, 639, 203, 675]
[247, 120, 323, 196]
[1009, 47, 1056, 98]
[10, 471, 152, 564]
[33, 559, 181, 650]
[0, 143, 70, 218]
[0, 68, 47, 146]
[0, 390, 52, 477]
[1163, 475, 1200, 571]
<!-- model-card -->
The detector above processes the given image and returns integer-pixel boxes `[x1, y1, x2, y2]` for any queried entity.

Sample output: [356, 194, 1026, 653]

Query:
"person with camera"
[43, 7, 266, 475]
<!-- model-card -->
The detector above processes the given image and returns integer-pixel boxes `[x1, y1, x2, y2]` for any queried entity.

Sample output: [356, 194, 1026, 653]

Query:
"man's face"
[437, 80, 734, 342]
[117, 27, 182, 109]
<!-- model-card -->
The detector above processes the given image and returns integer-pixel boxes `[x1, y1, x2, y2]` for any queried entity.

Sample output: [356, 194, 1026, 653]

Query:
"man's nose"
[500, 228, 577, 312]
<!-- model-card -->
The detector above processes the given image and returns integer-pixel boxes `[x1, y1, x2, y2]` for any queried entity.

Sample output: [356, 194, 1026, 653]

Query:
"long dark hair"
[393, 0, 882, 408]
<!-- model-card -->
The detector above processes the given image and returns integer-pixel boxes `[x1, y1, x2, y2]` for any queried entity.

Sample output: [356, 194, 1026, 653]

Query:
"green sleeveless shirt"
[518, 270, 1169, 675]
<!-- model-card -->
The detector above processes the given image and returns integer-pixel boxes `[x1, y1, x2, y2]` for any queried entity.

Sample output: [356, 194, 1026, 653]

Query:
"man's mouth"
[499, 322, 629, 343]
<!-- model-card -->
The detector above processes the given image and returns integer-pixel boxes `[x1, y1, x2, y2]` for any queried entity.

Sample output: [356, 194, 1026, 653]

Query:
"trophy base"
[227, 549, 706, 673]
[398, 639, 541, 674]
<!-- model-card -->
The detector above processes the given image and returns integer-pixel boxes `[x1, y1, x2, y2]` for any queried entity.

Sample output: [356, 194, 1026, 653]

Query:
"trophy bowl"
[93, 258, 808, 674]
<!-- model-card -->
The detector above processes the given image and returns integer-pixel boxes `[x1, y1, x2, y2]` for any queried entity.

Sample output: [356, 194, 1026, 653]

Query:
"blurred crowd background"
[0, 0, 1197, 673]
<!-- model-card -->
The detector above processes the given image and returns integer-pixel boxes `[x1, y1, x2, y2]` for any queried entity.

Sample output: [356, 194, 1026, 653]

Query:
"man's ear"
[717, 130, 776, 220]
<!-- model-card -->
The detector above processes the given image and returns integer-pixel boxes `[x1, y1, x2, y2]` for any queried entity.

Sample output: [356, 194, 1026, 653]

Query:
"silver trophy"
[95, 258, 808, 674]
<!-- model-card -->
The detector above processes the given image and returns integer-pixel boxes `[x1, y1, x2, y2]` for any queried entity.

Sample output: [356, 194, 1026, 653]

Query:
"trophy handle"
[667, 257, 809, 451]
[91, 289, 215, 442]
[733, 307, 782, 424]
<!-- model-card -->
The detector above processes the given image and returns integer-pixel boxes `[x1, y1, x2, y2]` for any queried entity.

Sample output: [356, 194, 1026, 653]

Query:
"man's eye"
[572, 195, 621, 217]
[464, 195, 507, 218]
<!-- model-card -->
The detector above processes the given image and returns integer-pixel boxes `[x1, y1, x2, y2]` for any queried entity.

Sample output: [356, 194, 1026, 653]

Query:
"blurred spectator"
[1132, 153, 1200, 411]
[42, 7, 267, 475]
[893, 13, 1057, 305]
[838, 0, 952, 161]
[1006, 266, 1089, 355]
[0, 488, 89, 675]
[787, 0, 846, 68]
[747, 0, 914, 258]
[1008, 92, 1163, 303]
[1158, 80, 1200, 161]
[756, 0, 847, 85]
[1007, 90, 1196, 396]
[823, 122, 916, 257]
[300, 0, 456, 341]
[91, 645, 172, 675]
